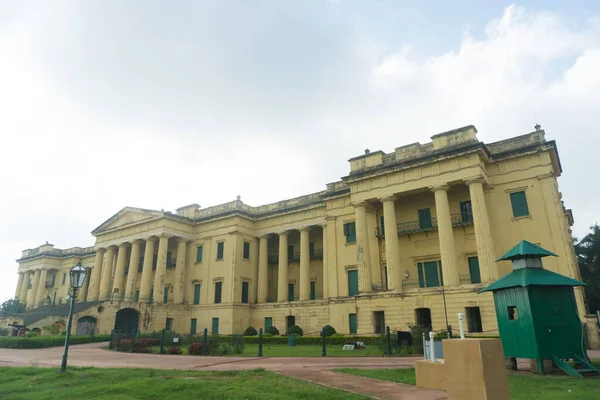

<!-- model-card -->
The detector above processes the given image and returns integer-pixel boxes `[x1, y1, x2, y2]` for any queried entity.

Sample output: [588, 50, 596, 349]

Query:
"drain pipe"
[429, 331, 436, 362]
[458, 312, 465, 339]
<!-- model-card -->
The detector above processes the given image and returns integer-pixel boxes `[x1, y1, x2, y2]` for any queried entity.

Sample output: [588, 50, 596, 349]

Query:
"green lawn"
[0, 367, 366, 400]
[334, 366, 600, 400]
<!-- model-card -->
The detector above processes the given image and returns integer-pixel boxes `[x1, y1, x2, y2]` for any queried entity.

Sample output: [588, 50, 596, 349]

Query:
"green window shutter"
[196, 246, 203, 263]
[138, 256, 144, 272]
[384, 267, 389, 290]
[243, 242, 250, 259]
[62, 273, 66, 285]
[241, 281, 249, 304]
[211, 318, 219, 335]
[149, 288, 154, 304]
[417, 263, 425, 288]
[344, 222, 356, 243]
[217, 242, 224, 260]
[51, 274, 56, 287]
[288, 245, 294, 261]
[310, 281, 316, 300]
[349, 313, 357, 334]
[438, 261, 444, 286]
[193, 284, 201, 304]
[190, 319, 197, 334]
[309, 242, 315, 258]
[135, 290, 140, 302]
[265, 317, 273, 330]
[166, 251, 172, 266]
[424, 261, 440, 287]
[214, 282, 222, 303]
[510, 191, 530, 217]
[418, 208, 432, 229]
[348, 270, 359, 296]
[288, 283, 294, 301]
[460, 201, 473, 223]
[468, 257, 481, 284]
[163, 287, 169, 303]
[380, 216, 385, 237]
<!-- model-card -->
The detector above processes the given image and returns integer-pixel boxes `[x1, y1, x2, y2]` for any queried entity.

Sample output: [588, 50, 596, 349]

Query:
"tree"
[575, 224, 600, 313]
[0, 298, 26, 318]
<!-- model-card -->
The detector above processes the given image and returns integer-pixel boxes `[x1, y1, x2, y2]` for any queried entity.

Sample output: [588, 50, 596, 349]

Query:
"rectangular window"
[287, 245, 294, 261]
[138, 256, 144, 272]
[166, 251, 172, 266]
[288, 283, 295, 301]
[417, 261, 442, 288]
[418, 208, 432, 229]
[466, 307, 483, 332]
[265, 317, 273, 331]
[460, 201, 473, 223]
[309, 242, 315, 258]
[347, 270, 359, 296]
[152, 254, 158, 269]
[349, 313, 357, 334]
[193, 284, 201, 305]
[374, 311, 385, 334]
[163, 286, 169, 303]
[51, 274, 56, 287]
[211, 318, 219, 335]
[214, 281, 222, 304]
[135, 290, 140, 302]
[243, 241, 250, 260]
[165, 318, 173, 331]
[468, 256, 481, 284]
[149, 288, 154, 304]
[343, 222, 356, 244]
[190, 318, 197, 334]
[510, 191, 530, 217]
[310, 281, 316, 300]
[241, 281, 249, 304]
[216, 242, 224, 260]
[380, 216, 385, 235]
[62, 273, 66, 285]
[196, 245, 203, 263]
[508, 306, 518, 320]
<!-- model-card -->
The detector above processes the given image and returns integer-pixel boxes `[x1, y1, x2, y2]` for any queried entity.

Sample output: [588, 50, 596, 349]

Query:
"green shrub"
[241, 335, 382, 346]
[330, 333, 345, 338]
[167, 346, 182, 355]
[0, 334, 111, 349]
[322, 325, 336, 337]
[243, 326, 257, 336]
[287, 325, 303, 336]
[263, 333, 272, 338]
[265, 326, 279, 336]
[433, 330, 448, 341]
[187, 342, 207, 355]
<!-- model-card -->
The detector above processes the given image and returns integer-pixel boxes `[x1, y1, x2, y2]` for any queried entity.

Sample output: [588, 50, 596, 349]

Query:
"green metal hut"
[479, 240, 598, 376]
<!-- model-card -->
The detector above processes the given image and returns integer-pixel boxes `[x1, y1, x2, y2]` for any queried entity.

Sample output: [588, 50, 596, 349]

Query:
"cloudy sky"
[1, 1, 599, 301]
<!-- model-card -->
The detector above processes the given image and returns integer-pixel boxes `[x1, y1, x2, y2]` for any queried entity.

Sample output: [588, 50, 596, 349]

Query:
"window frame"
[460, 200, 473, 223]
[196, 245, 203, 263]
[214, 281, 222, 304]
[343, 222, 356, 244]
[243, 241, 250, 260]
[241, 281, 249, 304]
[216, 241, 225, 261]
[509, 190, 530, 218]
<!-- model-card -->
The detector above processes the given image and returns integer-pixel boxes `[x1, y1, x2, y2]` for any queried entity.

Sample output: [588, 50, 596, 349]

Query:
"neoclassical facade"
[11, 125, 586, 336]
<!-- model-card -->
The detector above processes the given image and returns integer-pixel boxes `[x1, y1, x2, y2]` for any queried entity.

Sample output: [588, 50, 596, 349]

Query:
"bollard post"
[130, 330, 136, 353]
[202, 328, 208, 356]
[159, 329, 166, 354]
[458, 312, 465, 340]
[386, 326, 392, 356]
[258, 328, 263, 357]
[429, 331, 436, 361]
[321, 327, 326, 357]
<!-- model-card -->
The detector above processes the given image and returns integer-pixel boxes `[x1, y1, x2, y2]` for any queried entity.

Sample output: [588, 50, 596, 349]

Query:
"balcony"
[267, 249, 323, 264]
[376, 212, 474, 238]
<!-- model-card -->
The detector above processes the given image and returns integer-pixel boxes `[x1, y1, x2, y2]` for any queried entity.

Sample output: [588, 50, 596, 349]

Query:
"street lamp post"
[61, 261, 88, 372]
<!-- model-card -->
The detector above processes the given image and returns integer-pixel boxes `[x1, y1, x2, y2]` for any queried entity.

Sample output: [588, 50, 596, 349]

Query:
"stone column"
[27, 270, 40, 308]
[99, 246, 116, 301]
[34, 269, 48, 308]
[112, 243, 129, 301]
[257, 235, 269, 303]
[466, 178, 498, 282]
[299, 227, 311, 301]
[381, 195, 402, 291]
[174, 238, 188, 304]
[15, 273, 24, 300]
[325, 216, 338, 298]
[124, 240, 142, 301]
[153, 234, 170, 304]
[354, 201, 373, 293]
[139, 237, 156, 303]
[87, 248, 105, 301]
[19, 271, 30, 305]
[432, 185, 460, 286]
[79, 268, 90, 302]
[277, 231, 289, 302]
[321, 223, 329, 300]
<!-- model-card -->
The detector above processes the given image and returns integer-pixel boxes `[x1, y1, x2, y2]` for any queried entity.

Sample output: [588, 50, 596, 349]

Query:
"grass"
[334, 363, 600, 400]
[0, 366, 366, 400]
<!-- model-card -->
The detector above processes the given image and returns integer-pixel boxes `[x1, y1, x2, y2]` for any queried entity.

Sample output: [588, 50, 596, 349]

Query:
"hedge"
[242, 335, 381, 346]
[0, 334, 111, 349]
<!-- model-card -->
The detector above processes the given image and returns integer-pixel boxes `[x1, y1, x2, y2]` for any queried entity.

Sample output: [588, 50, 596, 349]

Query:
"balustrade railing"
[376, 213, 474, 238]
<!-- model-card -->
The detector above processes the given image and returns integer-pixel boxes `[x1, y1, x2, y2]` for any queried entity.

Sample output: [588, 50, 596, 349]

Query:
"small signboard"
[342, 344, 355, 350]
[173, 337, 179, 343]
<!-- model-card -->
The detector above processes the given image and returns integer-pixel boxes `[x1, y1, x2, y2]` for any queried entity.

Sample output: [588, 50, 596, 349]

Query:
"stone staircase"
[21, 301, 102, 326]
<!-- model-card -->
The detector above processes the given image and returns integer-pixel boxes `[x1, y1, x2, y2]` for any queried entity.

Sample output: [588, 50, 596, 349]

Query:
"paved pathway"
[0, 342, 445, 399]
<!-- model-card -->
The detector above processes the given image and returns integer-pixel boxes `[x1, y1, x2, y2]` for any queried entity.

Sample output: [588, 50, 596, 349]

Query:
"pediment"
[92, 207, 160, 234]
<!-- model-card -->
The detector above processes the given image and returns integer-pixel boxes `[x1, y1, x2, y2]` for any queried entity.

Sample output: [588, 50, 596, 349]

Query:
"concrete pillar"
[87, 248, 105, 301]
[79, 267, 90, 302]
[466, 178, 498, 282]
[112, 243, 129, 301]
[139, 237, 156, 303]
[27, 270, 40, 308]
[257, 235, 269, 303]
[124, 240, 142, 301]
[354, 201, 373, 293]
[174, 238, 188, 304]
[432, 185, 460, 286]
[321, 223, 329, 300]
[34, 269, 48, 308]
[299, 227, 311, 301]
[15, 273, 24, 300]
[19, 271, 30, 305]
[381, 195, 402, 291]
[99, 246, 116, 301]
[325, 216, 338, 298]
[153, 235, 170, 304]
[277, 231, 289, 302]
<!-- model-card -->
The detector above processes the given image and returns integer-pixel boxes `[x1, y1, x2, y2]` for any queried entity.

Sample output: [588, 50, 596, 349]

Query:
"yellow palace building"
[9, 125, 589, 338]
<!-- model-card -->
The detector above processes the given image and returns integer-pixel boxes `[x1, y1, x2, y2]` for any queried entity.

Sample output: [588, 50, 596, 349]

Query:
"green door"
[349, 313, 357, 334]
[193, 284, 201, 304]
[424, 261, 439, 287]
[288, 283, 295, 301]
[163, 287, 168, 303]
[211, 318, 219, 335]
[348, 270, 359, 296]
[149, 288, 154, 304]
[135, 290, 140, 302]
[310, 281, 316, 300]
[265, 317, 273, 331]
[468, 257, 481, 284]
[418, 208, 432, 229]
[190, 318, 197, 334]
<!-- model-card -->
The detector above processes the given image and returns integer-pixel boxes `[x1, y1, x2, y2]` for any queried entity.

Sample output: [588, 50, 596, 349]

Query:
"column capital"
[430, 184, 450, 193]
[176, 237, 190, 243]
[379, 195, 397, 203]
[94, 247, 106, 253]
[325, 215, 337, 222]
[351, 200, 369, 208]
[277, 230, 289, 236]
[298, 226, 311, 233]
[258, 234, 270, 240]
[131, 239, 144, 245]
[144, 236, 158, 242]
[464, 176, 486, 186]
[118, 242, 129, 249]
[157, 233, 173, 239]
